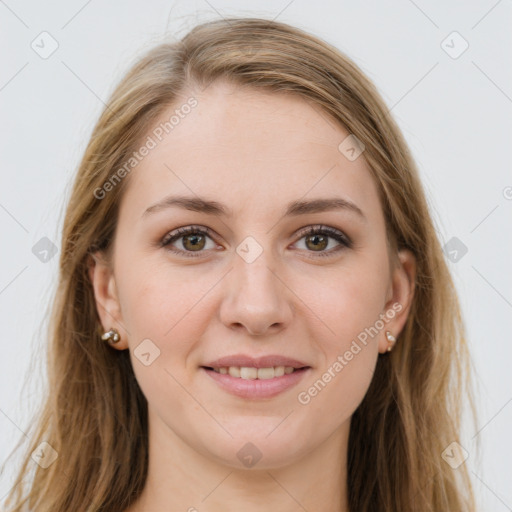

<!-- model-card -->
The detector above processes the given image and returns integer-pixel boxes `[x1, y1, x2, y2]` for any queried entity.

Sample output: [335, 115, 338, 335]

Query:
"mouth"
[201, 365, 310, 380]
[200, 365, 311, 399]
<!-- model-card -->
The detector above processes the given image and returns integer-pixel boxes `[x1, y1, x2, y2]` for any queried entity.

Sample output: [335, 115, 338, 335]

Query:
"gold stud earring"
[385, 331, 397, 352]
[101, 327, 121, 344]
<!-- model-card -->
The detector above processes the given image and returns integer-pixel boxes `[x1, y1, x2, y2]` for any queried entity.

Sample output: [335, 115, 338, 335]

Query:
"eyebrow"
[142, 195, 366, 221]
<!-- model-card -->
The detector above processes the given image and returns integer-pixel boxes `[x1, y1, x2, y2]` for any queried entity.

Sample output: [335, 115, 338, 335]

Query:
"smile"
[208, 365, 300, 379]
[201, 366, 311, 399]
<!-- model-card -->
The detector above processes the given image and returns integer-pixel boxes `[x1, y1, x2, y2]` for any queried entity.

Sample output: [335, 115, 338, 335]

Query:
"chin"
[200, 426, 309, 470]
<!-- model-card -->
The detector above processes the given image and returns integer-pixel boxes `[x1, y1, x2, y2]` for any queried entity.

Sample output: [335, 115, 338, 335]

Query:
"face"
[91, 81, 415, 469]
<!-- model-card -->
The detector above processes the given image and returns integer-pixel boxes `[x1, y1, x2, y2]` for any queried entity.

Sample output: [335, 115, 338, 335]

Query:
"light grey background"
[1, 0, 511, 509]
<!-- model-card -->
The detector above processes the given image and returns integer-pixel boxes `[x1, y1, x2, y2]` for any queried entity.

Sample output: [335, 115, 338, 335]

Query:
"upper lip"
[202, 354, 310, 369]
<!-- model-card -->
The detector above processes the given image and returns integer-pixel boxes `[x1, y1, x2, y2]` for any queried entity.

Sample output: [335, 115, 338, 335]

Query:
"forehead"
[120, 81, 382, 223]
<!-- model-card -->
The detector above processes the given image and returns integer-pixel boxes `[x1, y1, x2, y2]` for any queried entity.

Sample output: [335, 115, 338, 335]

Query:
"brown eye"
[182, 233, 206, 251]
[294, 225, 352, 258]
[304, 233, 328, 251]
[161, 226, 217, 258]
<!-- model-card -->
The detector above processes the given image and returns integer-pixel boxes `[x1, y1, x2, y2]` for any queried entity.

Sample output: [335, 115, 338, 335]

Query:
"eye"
[161, 224, 352, 259]
[161, 225, 218, 258]
[293, 225, 352, 258]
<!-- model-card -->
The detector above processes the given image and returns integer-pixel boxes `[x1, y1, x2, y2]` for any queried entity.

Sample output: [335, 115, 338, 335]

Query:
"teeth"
[240, 367, 258, 379]
[213, 366, 298, 379]
[228, 366, 241, 378]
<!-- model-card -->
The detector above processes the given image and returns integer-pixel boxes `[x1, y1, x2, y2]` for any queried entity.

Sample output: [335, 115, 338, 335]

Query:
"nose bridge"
[235, 250, 277, 300]
[219, 239, 293, 335]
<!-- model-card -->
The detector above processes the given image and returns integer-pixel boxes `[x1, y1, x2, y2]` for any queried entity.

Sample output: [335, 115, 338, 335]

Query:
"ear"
[378, 248, 416, 354]
[87, 251, 129, 350]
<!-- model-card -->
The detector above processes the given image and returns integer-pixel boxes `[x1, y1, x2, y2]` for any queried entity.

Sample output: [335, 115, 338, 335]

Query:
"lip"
[202, 354, 310, 369]
[201, 366, 311, 399]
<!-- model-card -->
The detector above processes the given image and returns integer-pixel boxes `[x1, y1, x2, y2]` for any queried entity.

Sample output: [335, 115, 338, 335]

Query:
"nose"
[218, 250, 294, 336]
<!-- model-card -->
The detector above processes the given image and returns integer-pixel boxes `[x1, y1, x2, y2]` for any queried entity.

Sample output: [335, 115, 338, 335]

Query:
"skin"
[89, 81, 416, 512]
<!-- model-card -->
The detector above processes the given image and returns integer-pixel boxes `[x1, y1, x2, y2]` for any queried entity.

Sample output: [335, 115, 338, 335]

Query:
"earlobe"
[87, 252, 128, 350]
[379, 249, 416, 354]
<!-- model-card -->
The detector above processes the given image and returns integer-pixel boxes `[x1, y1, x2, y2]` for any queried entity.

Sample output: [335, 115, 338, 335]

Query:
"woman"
[2, 17, 478, 511]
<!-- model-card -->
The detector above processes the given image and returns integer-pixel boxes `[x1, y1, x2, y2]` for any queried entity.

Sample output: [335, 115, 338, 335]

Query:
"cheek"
[116, 265, 211, 405]
[116, 259, 220, 367]
[293, 253, 388, 411]
[115, 252, 194, 334]
[295, 274, 383, 426]
[298, 251, 389, 345]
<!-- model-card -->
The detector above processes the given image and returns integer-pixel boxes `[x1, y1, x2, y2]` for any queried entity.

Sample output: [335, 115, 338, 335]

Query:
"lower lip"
[201, 367, 310, 399]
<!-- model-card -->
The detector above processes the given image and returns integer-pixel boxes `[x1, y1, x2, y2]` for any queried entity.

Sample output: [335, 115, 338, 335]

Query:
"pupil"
[307, 234, 327, 251]
[184, 234, 204, 251]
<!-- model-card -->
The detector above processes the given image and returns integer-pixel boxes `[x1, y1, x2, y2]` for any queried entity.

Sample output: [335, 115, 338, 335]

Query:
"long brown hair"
[1, 17, 479, 511]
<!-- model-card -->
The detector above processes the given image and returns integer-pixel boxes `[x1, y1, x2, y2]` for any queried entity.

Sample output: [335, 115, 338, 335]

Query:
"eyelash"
[161, 224, 352, 259]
